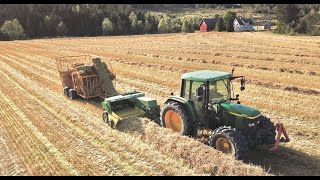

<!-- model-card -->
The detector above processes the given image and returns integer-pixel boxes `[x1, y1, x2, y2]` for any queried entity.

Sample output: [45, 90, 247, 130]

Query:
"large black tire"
[102, 111, 114, 128]
[68, 89, 77, 100]
[256, 115, 276, 145]
[102, 111, 108, 123]
[209, 126, 248, 160]
[161, 101, 194, 136]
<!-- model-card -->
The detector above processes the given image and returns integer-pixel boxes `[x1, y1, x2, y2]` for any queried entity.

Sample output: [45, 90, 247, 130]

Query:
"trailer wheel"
[64, 87, 70, 97]
[102, 111, 115, 128]
[68, 89, 77, 100]
[209, 126, 248, 160]
[102, 111, 108, 123]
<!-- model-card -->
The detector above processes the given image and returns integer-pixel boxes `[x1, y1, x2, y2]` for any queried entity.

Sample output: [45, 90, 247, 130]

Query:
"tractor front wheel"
[257, 116, 276, 145]
[209, 126, 248, 160]
[161, 101, 194, 136]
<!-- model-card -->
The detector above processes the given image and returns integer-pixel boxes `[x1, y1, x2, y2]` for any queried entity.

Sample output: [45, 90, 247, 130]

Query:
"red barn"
[199, 18, 218, 32]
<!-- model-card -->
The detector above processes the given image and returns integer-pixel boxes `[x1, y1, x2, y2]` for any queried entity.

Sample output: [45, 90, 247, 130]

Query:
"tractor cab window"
[191, 81, 206, 114]
[209, 79, 230, 103]
[191, 81, 206, 101]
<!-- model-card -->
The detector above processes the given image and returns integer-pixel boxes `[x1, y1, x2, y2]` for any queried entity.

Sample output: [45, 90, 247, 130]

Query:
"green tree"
[56, 21, 68, 36]
[300, 12, 320, 35]
[44, 15, 60, 36]
[129, 11, 138, 34]
[137, 20, 145, 34]
[144, 12, 152, 33]
[181, 19, 195, 33]
[157, 18, 166, 33]
[223, 11, 236, 32]
[277, 4, 300, 24]
[158, 17, 175, 33]
[296, 19, 307, 34]
[215, 17, 225, 31]
[0, 18, 25, 40]
[172, 18, 182, 32]
[276, 4, 300, 34]
[102, 17, 113, 35]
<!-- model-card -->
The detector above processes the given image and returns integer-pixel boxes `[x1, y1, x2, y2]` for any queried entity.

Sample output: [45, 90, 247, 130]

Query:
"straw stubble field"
[0, 31, 319, 176]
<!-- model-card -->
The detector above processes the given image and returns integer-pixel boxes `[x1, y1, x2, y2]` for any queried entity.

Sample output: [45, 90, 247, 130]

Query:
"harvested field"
[0, 31, 319, 176]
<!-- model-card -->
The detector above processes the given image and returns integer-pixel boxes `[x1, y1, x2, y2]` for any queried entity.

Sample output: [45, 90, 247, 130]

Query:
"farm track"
[0, 31, 319, 175]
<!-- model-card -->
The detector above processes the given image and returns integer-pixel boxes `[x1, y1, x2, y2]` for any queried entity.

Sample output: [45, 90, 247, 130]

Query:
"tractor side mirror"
[196, 87, 204, 101]
[240, 78, 245, 91]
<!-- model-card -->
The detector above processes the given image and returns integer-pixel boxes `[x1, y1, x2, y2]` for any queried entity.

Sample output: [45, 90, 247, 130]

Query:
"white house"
[233, 17, 254, 32]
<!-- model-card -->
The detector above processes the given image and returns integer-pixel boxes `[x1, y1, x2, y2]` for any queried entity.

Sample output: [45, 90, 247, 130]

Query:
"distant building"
[199, 18, 218, 32]
[233, 17, 254, 32]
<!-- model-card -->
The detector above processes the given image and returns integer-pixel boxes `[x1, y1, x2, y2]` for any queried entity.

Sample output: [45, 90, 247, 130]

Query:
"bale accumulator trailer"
[56, 55, 160, 127]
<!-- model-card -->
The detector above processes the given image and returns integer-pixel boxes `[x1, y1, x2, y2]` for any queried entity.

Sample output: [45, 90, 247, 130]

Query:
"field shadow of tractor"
[245, 146, 320, 176]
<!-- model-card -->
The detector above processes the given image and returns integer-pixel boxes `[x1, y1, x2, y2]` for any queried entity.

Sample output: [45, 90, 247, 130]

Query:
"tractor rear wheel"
[161, 101, 194, 136]
[209, 126, 248, 160]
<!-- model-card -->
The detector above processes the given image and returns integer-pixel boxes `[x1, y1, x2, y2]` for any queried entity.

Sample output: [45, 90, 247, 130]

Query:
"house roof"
[201, 18, 217, 27]
[235, 17, 254, 25]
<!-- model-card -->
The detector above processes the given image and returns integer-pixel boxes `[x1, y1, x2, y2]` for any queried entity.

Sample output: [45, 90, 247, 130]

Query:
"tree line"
[0, 4, 200, 40]
[275, 4, 320, 35]
[1, 4, 319, 40]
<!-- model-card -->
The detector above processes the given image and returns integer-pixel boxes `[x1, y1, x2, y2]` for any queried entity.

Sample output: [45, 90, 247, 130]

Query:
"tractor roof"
[181, 70, 231, 82]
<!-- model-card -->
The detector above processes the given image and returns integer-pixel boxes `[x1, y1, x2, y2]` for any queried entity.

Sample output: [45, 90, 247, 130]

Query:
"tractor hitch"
[270, 123, 290, 152]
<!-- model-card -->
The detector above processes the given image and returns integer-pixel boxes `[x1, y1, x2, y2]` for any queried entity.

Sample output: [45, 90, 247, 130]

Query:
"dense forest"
[0, 4, 204, 40]
[275, 4, 320, 35]
[0, 4, 319, 41]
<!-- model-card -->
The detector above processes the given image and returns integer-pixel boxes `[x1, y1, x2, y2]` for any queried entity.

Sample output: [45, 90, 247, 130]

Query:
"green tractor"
[161, 69, 277, 159]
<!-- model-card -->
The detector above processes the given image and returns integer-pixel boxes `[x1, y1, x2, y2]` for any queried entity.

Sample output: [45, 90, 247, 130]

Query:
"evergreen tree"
[215, 17, 225, 31]
[223, 11, 236, 32]
[56, 21, 68, 36]
[181, 19, 194, 33]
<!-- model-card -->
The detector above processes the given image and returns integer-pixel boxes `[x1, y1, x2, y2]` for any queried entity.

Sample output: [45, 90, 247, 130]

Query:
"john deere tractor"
[161, 69, 276, 159]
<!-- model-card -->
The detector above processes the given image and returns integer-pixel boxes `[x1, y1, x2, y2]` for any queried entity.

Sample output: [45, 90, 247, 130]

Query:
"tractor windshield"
[209, 79, 230, 103]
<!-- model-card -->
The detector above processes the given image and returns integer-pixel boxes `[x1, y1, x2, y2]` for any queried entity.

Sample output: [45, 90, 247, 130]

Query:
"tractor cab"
[180, 70, 244, 129]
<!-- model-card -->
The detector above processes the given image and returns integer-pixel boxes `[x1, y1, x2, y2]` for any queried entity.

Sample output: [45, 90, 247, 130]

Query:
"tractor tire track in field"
[0, 121, 26, 176]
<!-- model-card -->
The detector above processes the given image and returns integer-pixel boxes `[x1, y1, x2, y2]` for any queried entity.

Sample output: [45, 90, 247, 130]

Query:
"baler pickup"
[102, 91, 160, 127]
